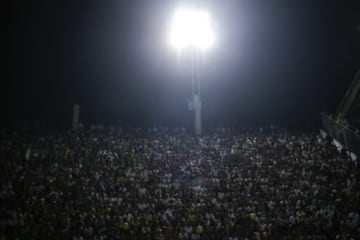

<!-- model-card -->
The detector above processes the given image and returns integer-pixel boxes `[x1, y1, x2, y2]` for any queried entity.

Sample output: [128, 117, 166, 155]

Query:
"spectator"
[0, 127, 359, 239]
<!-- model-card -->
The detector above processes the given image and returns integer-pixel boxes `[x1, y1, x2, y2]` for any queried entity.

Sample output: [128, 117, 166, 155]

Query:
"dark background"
[3, 0, 360, 129]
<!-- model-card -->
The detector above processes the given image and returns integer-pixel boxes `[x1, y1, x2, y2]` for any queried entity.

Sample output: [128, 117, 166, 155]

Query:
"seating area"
[1, 128, 359, 239]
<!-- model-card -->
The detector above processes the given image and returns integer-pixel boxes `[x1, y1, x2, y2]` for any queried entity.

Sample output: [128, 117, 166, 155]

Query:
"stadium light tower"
[168, 7, 215, 135]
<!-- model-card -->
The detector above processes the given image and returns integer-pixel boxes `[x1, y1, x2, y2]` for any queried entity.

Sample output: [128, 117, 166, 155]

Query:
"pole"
[193, 50, 202, 135]
[72, 104, 80, 131]
[194, 94, 202, 135]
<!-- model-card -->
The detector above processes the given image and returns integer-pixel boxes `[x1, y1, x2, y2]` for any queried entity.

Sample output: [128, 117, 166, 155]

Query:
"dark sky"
[3, 0, 360, 129]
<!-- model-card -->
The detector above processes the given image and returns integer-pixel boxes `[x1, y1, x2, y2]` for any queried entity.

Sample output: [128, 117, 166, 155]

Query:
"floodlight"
[168, 8, 215, 51]
[167, 7, 216, 135]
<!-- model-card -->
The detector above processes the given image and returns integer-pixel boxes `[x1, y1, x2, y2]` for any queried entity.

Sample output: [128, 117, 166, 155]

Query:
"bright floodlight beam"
[168, 8, 215, 52]
[168, 7, 215, 135]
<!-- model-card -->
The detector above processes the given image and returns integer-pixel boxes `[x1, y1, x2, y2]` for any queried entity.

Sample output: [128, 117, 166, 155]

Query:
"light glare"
[169, 8, 215, 51]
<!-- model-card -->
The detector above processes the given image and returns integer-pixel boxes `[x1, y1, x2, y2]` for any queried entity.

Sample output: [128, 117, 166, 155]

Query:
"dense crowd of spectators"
[1, 127, 359, 239]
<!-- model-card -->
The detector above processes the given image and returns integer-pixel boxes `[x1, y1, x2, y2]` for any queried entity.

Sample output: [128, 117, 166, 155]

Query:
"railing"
[322, 112, 360, 154]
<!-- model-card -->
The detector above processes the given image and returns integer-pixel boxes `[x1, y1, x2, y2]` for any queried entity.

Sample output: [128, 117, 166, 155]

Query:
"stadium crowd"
[0, 127, 359, 239]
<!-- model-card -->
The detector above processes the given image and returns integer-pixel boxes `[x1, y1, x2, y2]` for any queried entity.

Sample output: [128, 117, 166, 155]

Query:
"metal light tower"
[168, 7, 215, 135]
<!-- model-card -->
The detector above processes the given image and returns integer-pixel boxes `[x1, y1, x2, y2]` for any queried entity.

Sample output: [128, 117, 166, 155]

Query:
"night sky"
[3, 0, 360, 129]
